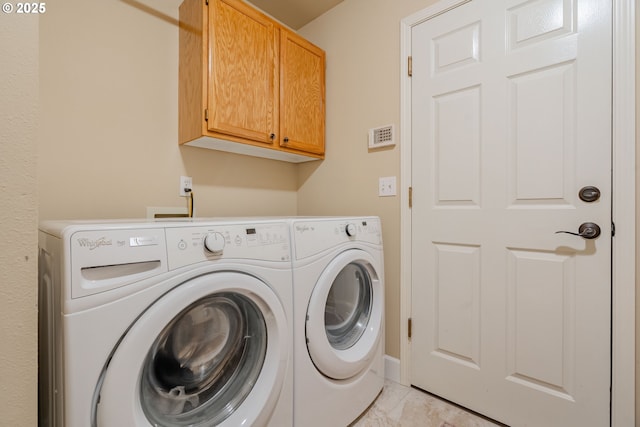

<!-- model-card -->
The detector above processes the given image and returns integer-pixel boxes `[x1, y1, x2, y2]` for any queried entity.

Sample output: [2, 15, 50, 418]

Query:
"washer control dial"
[345, 223, 357, 237]
[204, 232, 225, 255]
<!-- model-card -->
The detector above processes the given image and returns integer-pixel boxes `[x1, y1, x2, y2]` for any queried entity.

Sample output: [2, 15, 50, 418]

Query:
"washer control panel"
[166, 222, 290, 270]
[43, 219, 292, 301]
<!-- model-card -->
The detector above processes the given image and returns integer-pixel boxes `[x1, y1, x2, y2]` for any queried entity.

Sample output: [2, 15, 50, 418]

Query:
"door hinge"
[204, 108, 208, 121]
[408, 186, 413, 208]
[205, 0, 208, 5]
[408, 318, 412, 339]
[408, 56, 412, 77]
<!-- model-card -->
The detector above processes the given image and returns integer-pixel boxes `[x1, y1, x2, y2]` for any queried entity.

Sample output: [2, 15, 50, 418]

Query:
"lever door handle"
[555, 222, 601, 239]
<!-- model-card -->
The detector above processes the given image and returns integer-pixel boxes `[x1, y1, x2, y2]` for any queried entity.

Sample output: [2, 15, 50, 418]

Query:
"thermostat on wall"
[368, 124, 395, 149]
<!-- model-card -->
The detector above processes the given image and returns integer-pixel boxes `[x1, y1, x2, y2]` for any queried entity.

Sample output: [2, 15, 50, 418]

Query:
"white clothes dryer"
[290, 217, 385, 427]
[38, 219, 293, 427]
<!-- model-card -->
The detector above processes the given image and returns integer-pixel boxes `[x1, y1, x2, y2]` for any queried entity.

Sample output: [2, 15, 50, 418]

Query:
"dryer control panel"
[165, 222, 291, 270]
[292, 217, 381, 260]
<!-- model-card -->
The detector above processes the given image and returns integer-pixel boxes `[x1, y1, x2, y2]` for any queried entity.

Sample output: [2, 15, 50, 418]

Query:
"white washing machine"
[38, 219, 293, 427]
[290, 217, 385, 427]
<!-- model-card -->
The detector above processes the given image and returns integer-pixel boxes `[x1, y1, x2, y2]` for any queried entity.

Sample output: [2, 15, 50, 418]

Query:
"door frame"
[398, 0, 636, 425]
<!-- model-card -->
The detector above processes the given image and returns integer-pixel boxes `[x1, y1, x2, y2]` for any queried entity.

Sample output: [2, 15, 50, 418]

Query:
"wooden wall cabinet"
[179, 0, 326, 163]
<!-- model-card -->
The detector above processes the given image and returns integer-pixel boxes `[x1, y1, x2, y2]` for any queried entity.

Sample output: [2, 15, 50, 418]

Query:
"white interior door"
[410, 1, 612, 426]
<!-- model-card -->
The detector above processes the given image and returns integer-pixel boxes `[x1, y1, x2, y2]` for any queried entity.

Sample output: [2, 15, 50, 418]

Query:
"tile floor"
[350, 380, 503, 427]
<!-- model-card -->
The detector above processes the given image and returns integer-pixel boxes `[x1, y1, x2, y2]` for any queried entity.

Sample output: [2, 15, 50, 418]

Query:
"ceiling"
[246, 0, 344, 29]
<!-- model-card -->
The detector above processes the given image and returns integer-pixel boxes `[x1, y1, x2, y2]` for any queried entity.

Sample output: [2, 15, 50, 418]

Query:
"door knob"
[555, 222, 601, 239]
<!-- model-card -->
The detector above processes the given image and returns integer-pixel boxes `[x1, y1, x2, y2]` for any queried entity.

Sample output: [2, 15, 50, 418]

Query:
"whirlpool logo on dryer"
[77, 237, 113, 250]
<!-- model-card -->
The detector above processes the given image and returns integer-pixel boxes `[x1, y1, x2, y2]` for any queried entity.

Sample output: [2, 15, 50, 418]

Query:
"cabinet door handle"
[270, 133, 275, 140]
[283, 137, 289, 143]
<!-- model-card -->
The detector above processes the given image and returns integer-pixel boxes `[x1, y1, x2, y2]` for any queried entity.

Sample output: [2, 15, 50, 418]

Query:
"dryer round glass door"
[306, 249, 383, 380]
[93, 272, 289, 427]
[324, 262, 372, 350]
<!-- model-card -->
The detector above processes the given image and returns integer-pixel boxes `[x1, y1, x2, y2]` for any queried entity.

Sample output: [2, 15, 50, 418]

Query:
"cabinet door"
[208, 0, 278, 144]
[279, 30, 325, 155]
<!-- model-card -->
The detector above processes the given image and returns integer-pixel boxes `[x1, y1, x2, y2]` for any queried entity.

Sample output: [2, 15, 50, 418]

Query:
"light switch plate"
[379, 176, 397, 197]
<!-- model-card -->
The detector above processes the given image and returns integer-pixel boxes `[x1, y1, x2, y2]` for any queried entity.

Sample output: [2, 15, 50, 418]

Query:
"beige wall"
[38, 0, 298, 222]
[636, 2, 640, 421]
[0, 13, 39, 427]
[297, 0, 438, 358]
[36, 0, 437, 371]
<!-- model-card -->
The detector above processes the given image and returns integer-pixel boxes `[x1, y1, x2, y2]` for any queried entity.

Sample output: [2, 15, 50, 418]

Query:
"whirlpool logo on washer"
[295, 225, 315, 233]
[77, 237, 113, 250]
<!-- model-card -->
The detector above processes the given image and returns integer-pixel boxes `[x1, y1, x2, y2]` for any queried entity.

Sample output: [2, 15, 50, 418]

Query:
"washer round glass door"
[305, 249, 383, 380]
[93, 272, 288, 427]
[140, 292, 265, 426]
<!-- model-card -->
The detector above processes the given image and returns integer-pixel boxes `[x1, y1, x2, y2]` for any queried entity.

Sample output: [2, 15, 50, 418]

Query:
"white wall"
[0, 12, 39, 426]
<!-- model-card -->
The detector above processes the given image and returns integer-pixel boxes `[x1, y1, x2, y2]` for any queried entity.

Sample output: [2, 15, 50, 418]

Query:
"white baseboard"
[384, 355, 401, 383]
